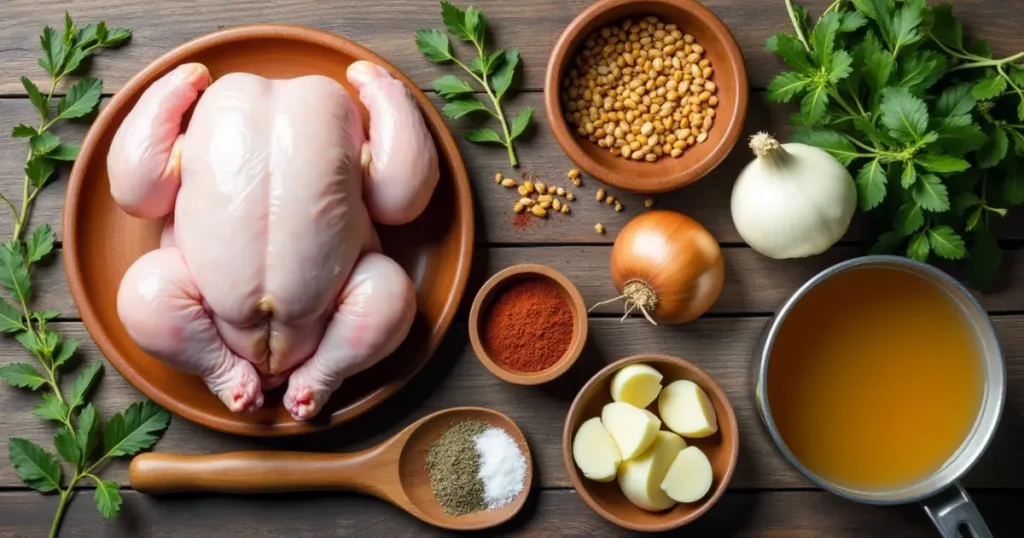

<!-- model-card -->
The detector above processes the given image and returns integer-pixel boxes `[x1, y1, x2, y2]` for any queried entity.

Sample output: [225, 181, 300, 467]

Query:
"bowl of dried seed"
[544, 0, 748, 194]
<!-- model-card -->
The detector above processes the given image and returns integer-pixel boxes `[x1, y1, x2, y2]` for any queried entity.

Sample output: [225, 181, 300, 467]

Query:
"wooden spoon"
[129, 407, 532, 531]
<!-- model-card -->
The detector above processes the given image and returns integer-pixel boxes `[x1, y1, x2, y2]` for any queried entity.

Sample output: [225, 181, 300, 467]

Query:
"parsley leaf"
[879, 87, 928, 143]
[972, 74, 1007, 100]
[414, 29, 453, 63]
[810, 11, 841, 66]
[930, 4, 963, 49]
[928, 225, 967, 259]
[800, 83, 830, 124]
[934, 84, 975, 118]
[916, 154, 971, 174]
[26, 224, 55, 265]
[895, 201, 924, 235]
[432, 74, 475, 99]
[440, 1, 472, 41]
[907, 231, 931, 261]
[32, 392, 68, 422]
[466, 128, 504, 144]
[510, 106, 534, 141]
[490, 47, 518, 98]
[0, 363, 46, 390]
[442, 98, 490, 119]
[68, 362, 102, 410]
[767, 71, 811, 102]
[766, 32, 814, 73]
[856, 159, 887, 210]
[103, 400, 171, 457]
[8, 438, 62, 492]
[912, 174, 951, 212]
[57, 78, 102, 120]
[978, 125, 1009, 169]
[93, 479, 122, 520]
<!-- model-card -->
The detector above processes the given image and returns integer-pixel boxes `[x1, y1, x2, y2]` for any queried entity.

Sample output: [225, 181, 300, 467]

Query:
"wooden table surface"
[2, 0, 1023, 536]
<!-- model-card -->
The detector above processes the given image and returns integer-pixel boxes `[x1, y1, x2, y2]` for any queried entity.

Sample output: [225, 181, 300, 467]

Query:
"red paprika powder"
[482, 277, 574, 373]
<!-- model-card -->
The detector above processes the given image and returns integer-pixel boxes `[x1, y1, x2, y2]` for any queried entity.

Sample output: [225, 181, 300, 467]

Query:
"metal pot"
[753, 256, 1005, 538]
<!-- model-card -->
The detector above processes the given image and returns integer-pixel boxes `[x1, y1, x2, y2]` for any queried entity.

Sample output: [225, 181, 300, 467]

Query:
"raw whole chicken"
[108, 61, 439, 420]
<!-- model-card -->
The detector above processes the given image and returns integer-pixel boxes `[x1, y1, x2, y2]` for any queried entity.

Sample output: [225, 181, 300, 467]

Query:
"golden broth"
[767, 267, 984, 491]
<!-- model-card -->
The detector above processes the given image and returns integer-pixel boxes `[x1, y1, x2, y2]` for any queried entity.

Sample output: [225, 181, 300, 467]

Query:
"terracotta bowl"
[468, 264, 587, 385]
[544, 0, 748, 194]
[63, 25, 473, 437]
[563, 354, 739, 532]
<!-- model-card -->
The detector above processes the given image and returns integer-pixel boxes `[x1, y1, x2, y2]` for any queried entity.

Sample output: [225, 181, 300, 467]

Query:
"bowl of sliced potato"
[562, 354, 738, 531]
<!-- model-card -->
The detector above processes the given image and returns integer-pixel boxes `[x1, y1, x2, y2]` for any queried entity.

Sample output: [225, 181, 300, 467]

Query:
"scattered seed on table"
[645, 198, 655, 208]
[495, 173, 503, 183]
[501, 178, 517, 188]
[594, 223, 605, 234]
[596, 188, 606, 202]
[532, 205, 548, 218]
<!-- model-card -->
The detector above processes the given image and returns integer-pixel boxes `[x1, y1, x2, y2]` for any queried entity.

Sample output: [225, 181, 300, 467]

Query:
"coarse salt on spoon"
[128, 407, 532, 531]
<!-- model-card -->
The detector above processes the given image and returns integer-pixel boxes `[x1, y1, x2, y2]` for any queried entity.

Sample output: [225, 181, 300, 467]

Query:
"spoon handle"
[130, 450, 391, 498]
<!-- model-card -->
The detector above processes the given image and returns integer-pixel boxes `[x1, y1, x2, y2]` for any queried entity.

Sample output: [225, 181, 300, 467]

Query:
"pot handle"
[920, 482, 992, 538]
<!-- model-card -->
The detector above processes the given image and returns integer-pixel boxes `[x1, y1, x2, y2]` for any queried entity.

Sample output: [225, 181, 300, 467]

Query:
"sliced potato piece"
[601, 402, 661, 459]
[572, 417, 622, 482]
[610, 363, 664, 408]
[658, 380, 718, 438]
[617, 431, 686, 511]
[660, 446, 713, 503]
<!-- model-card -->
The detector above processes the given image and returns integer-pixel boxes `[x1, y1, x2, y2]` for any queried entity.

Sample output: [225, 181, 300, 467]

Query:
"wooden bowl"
[544, 0, 748, 194]
[63, 25, 474, 437]
[562, 354, 739, 532]
[468, 264, 587, 385]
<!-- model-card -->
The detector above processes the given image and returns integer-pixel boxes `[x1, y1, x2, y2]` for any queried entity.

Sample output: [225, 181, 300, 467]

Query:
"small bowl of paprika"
[469, 264, 588, 385]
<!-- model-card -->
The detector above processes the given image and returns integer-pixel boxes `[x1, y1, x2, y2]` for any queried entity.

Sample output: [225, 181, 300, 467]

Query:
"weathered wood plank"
[3, 0, 1024, 94]
[27, 243, 1024, 319]
[5, 94, 1024, 245]
[2, 489, 1020, 537]
[3, 318, 1024, 490]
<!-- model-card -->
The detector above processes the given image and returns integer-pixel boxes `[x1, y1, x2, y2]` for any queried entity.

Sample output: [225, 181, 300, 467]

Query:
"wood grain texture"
[3, 0, 1024, 94]
[4, 95, 1024, 246]
[3, 318, 1024, 490]
[1, 489, 1020, 537]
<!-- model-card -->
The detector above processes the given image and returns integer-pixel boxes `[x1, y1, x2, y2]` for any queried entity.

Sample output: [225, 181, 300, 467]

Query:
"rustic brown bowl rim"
[543, 0, 749, 194]
[562, 353, 739, 532]
[468, 264, 588, 385]
[62, 24, 474, 436]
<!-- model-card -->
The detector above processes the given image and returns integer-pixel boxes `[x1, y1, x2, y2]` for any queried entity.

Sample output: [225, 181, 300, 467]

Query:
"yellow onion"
[594, 211, 724, 324]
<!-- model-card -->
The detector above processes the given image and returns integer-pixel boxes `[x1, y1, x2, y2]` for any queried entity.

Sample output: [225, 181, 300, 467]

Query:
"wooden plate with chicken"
[63, 25, 473, 436]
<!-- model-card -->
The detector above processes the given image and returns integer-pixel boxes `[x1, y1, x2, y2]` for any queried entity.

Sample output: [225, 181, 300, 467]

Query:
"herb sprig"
[416, 1, 534, 167]
[0, 14, 171, 537]
[766, 0, 1024, 287]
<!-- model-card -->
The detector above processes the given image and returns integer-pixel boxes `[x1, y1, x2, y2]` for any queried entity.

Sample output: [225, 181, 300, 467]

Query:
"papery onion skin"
[610, 211, 725, 324]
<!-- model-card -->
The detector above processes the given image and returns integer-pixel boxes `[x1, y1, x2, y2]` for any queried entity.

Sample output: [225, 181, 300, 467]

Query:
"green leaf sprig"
[766, 0, 1024, 287]
[416, 1, 534, 167]
[0, 14, 171, 537]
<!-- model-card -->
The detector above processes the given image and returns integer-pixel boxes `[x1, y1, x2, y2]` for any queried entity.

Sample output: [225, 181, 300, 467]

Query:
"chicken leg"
[283, 252, 415, 421]
[118, 248, 264, 413]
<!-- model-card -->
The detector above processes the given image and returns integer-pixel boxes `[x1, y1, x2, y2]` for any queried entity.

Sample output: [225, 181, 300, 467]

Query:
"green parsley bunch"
[416, 1, 534, 167]
[0, 14, 170, 537]
[767, 0, 1024, 287]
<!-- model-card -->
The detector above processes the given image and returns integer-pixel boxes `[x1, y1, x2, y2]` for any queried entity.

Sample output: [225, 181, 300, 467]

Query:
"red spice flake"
[512, 212, 534, 229]
[481, 277, 574, 373]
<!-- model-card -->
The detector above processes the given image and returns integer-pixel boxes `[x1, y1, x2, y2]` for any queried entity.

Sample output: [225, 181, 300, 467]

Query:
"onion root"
[588, 279, 659, 325]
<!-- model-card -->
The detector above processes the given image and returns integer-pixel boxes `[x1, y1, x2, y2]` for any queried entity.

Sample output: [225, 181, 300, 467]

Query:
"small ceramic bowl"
[468, 264, 588, 385]
[544, 0, 748, 194]
[563, 354, 739, 532]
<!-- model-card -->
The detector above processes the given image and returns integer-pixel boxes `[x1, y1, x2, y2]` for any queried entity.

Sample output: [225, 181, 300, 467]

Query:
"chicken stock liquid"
[766, 267, 984, 491]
